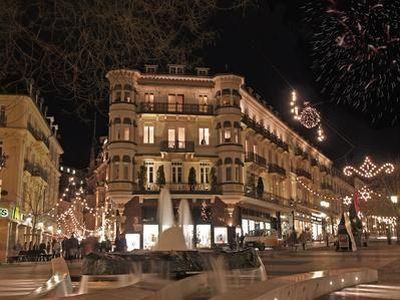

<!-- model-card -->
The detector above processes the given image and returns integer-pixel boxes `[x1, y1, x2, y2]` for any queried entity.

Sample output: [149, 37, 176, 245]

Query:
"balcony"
[245, 152, 267, 168]
[295, 168, 312, 181]
[138, 102, 214, 115]
[245, 191, 290, 207]
[241, 114, 288, 151]
[27, 123, 49, 148]
[133, 183, 220, 194]
[160, 141, 195, 152]
[268, 163, 286, 177]
[24, 160, 48, 182]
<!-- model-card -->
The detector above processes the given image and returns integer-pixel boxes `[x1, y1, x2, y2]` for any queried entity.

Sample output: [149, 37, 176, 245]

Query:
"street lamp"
[390, 195, 399, 244]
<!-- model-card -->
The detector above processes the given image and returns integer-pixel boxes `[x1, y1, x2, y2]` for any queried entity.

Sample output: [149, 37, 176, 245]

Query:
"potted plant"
[210, 167, 218, 192]
[137, 165, 147, 191]
[156, 165, 166, 188]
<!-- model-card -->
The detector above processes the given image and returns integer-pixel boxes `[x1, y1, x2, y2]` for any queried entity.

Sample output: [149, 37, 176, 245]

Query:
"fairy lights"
[343, 196, 352, 206]
[296, 177, 338, 201]
[300, 106, 320, 129]
[289, 90, 326, 142]
[343, 156, 395, 178]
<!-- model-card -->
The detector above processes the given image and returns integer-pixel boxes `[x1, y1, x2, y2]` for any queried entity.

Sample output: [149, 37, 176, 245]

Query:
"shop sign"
[12, 207, 20, 220]
[0, 207, 9, 218]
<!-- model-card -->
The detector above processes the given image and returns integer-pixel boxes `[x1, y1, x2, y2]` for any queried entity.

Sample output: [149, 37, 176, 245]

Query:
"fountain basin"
[82, 248, 261, 277]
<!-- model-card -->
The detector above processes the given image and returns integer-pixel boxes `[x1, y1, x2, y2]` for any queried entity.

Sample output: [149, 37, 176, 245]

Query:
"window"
[199, 95, 208, 112]
[226, 167, 232, 181]
[253, 144, 257, 155]
[200, 163, 210, 184]
[245, 139, 249, 154]
[168, 94, 184, 112]
[145, 162, 154, 184]
[123, 128, 130, 141]
[224, 130, 231, 142]
[144, 93, 154, 103]
[235, 166, 240, 182]
[123, 164, 129, 180]
[143, 125, 154, 144]
[172, 162, 183, 183]
[199, 128, 210, 145]
[112, 156, 120, 180]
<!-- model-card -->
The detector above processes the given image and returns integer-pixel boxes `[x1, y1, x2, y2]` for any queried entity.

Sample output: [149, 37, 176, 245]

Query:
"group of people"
[12, 238, 61, 259]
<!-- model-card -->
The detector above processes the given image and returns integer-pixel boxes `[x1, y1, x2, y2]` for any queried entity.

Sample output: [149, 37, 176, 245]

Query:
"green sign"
[0, 207, 8, 218]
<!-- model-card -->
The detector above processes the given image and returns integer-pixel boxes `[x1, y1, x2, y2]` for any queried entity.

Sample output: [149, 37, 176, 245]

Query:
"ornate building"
[96, 66, 357, 249]
[0, 95, 62, 261]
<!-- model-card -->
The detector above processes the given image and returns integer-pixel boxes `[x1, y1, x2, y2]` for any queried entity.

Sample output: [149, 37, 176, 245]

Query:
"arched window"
[223, 121, 232, 143]
[224, 157, 233, 182]
[123, 84, 133, 102]
[112, 156, 120, 180]
[114, 118, 121, 124]
[114, 118, 122, 140]
[224, 157, 232, 164]
[233, 122, 241, 143]
[122, 118, 131, 140]
[114, 84, 122, 102]
[122, 155, 130, 180]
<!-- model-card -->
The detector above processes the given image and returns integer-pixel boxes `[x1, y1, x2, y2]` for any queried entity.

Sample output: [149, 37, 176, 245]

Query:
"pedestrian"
[46, 241, 51, 254]
[52, 239, 60, 258]
[300, 230, 307, 250]
[386, 228, 392, 245]
[61, 237, 68, 258]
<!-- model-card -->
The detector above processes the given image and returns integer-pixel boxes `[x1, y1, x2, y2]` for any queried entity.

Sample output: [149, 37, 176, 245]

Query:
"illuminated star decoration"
[290, 91, 326, 142]
[343, 156, 395, 178]
[343, 196, 352, 206]
[359, 186, 372, 202]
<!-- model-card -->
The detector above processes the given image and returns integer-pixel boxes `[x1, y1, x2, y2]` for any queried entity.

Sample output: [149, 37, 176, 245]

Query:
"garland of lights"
[296, 177, 338, 201]
[343, 156, 395, 178]
[290, 91, 326, 142]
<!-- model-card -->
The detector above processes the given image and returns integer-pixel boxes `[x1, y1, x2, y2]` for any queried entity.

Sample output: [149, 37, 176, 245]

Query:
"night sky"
[54, 1, 400, 169]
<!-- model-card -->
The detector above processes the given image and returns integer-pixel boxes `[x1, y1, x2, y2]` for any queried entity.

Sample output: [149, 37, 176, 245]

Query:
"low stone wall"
[211, 268, 378, 300]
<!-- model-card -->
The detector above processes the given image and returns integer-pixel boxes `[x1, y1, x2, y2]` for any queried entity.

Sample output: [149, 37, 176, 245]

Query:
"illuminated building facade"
[97, 66, 357, 249]
[0, 95, 62, 261]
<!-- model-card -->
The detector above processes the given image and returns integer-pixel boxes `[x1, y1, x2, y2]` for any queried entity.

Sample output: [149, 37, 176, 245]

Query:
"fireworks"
[306, 0, 400, 124]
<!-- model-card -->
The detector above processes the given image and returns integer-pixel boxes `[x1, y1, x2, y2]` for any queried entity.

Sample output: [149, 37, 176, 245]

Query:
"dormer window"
[168, 64, 185, 75]
[145, 65, 158, 73]
[196, 67, 210, 76]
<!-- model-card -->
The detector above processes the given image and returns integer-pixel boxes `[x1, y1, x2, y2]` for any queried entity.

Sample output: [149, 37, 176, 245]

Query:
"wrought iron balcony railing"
[295, 168, 312, 180]
[139, 102, 214, 115]
[241, 114, 288, 151]
[27, 123, 49, 148]
[245, 152, 267, 167]
[268, 163, 286, 176]
[160, 140, 195, 152]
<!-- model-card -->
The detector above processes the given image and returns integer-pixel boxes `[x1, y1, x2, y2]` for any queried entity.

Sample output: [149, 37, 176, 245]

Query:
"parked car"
[244, 229, 281, 250]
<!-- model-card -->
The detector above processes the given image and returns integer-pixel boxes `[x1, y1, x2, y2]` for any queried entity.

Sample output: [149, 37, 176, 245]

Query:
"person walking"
[300, 230, 307, 250]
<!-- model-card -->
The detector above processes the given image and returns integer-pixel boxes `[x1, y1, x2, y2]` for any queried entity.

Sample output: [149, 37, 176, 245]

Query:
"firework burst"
[305, 0, 400, 124]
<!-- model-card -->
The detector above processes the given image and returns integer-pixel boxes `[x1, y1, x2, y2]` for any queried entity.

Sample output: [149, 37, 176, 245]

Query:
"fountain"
[82, 188, 263, 280]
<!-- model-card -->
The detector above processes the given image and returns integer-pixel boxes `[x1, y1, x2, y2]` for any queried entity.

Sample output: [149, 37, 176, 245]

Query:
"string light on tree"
[343, 156, 395, 178]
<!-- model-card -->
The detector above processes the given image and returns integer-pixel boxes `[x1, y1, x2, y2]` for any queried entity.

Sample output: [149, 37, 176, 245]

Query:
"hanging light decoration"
[289, 90, 325, 142]
[300, 105, 321, 129]
[343, 156, 395, 178]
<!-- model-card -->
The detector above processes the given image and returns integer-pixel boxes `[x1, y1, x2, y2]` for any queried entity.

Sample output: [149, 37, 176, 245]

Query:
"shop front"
[240, 208, 274, 236]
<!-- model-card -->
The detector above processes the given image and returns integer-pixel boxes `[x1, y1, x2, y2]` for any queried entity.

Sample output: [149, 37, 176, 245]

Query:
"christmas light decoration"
[343, 196, 352, 206]
[296, 177, 338, 201]
[289, 90, 326, 142]
[300, 106, 321, 129]
[317, 124, 325, 142]
[343, 156, 395, 178]
[359, 186, 372, 202]
[290, 90, 300, 120]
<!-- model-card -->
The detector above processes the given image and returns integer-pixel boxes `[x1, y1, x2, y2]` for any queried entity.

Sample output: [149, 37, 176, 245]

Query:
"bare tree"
[25, 183, 53, 243]
[0, 0, 252, 117]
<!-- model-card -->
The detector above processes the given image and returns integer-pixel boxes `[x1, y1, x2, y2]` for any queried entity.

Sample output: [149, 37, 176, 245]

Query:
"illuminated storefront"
[143, 224, 159, 249]
[196, 224, 211, 248]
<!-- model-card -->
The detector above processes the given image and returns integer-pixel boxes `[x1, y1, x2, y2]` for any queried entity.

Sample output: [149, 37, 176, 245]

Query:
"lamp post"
[390, 195, 399, 244]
